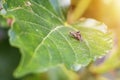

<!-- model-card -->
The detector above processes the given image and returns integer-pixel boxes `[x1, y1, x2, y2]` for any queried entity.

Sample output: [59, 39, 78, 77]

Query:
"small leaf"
[7, 0, 112, 78]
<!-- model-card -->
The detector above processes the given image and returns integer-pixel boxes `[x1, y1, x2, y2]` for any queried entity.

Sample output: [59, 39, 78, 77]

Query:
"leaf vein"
[20, 7, 56, 26]
[31, 0, 63, 23]
[18, 20, 51, 31]
[48, 37, 63, 63]
[32, 26, 64, 60]
[57, 30, 77, 63]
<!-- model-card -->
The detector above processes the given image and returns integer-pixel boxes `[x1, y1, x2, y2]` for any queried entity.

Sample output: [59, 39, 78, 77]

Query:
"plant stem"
[68, 0, 92, 24]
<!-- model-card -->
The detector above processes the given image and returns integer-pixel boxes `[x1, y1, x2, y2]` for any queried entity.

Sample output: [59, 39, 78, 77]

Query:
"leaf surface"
[4, 0, 27, 8]
[7, 0, 112, 77]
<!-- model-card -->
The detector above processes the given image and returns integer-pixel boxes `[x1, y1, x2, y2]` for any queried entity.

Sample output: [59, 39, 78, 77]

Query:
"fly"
[70, 31, 82, 41]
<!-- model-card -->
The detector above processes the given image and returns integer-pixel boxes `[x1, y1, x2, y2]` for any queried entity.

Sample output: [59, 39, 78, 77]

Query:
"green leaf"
[22, 66, 70, 80]
[7, 0, 112, 78]
[0, 15, 7, 27]
[4, 0, 27, 9]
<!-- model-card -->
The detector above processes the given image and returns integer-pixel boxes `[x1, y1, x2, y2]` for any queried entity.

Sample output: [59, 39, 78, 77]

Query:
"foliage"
[1, 0, 120, 80]
[0, 15, 8, 27]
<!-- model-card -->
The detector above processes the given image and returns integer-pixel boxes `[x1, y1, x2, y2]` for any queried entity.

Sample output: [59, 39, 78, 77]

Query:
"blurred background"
[1, 0, 120, 80]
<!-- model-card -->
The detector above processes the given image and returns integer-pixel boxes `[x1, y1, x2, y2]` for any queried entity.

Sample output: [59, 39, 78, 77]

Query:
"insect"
[70, 31, 82, 41]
